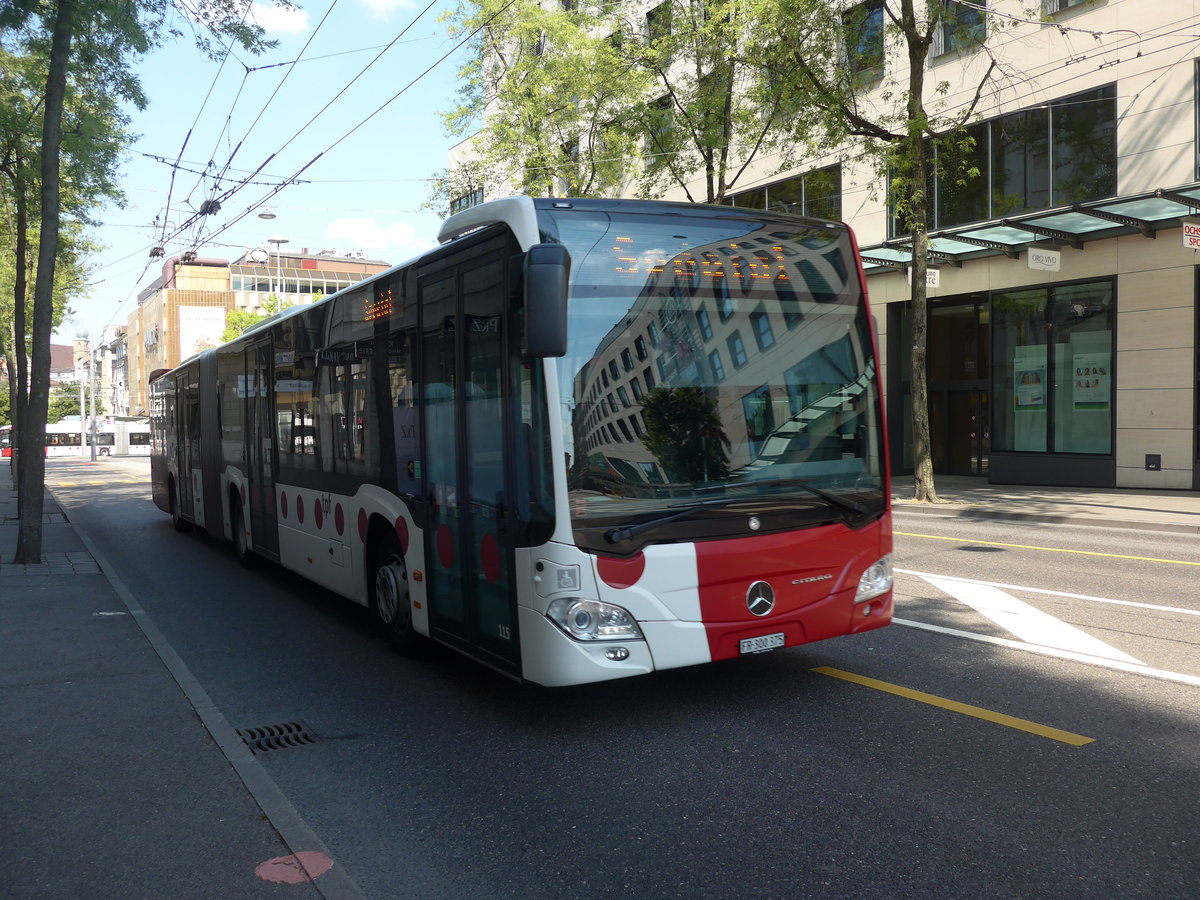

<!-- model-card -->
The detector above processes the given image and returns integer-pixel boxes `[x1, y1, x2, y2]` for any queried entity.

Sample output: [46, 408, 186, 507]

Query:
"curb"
[891, 500, 1200, 536]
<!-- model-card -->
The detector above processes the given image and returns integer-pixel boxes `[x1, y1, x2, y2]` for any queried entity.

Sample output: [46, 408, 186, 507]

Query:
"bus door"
[417, 243, 519, 675]
[175, 371, 197, 520]
[246, 339, 280, 560]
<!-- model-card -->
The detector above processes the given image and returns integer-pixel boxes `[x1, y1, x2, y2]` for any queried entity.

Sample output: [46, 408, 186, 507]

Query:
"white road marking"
[896, 568, 1200, 617]
[914, 573, 1145, 665]
[894, 618, 1200, 689]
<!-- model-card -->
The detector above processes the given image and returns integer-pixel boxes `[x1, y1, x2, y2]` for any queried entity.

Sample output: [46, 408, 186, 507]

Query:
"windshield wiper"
[603, 497, 746, 544]
[602, 481, 872, 544]
[698, 478, 870, 518]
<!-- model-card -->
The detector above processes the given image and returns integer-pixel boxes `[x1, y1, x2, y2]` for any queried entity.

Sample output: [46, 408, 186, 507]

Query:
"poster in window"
[1013, 346, 1046, 411]
[1072, 351, 1110, 411]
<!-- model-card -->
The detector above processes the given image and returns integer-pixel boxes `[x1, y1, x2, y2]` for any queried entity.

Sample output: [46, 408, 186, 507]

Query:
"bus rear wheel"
[370, 534, 419, 655]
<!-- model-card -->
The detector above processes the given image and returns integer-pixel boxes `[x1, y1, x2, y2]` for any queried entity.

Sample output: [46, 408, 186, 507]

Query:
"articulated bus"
[1, 419, 151, 458]
[150, 197, 892, 686]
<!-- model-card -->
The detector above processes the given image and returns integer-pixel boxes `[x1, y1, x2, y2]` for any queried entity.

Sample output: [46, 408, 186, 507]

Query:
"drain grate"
[236, 720, 318, 755]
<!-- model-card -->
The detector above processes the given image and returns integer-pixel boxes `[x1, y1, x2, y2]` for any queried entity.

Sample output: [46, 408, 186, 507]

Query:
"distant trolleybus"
[150, 197, 892, 686]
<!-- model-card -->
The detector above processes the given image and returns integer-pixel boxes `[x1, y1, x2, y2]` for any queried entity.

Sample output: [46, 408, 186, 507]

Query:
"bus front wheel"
[370, 534, 419, 655]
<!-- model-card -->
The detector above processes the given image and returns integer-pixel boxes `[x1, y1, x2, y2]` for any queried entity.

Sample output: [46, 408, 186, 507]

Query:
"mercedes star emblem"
[746, 581, 775, 617]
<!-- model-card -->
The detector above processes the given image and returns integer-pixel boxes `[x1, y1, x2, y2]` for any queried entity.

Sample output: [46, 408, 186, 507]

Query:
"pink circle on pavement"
[255, 851, 334, 884]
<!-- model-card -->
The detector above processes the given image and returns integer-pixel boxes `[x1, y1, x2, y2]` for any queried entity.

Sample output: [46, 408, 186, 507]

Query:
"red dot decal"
[357, 509, 367, 542]
[395, 517, 409, 553]
[597, 553, 646, 589]
[314, 498, 323, 529]
[335, 504, 345, 536]
[280, 491, 288, 520]
[437, 524, 454, 568]
[480, 532, 500, 583]
[297, 496, 305, 524]
[255, 851, 333, 884]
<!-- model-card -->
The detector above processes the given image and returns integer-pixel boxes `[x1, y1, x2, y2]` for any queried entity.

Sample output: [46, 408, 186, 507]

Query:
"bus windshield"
[542, 205, 885, 552]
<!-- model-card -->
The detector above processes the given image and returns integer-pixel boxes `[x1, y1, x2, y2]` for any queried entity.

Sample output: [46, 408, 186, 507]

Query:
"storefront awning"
[859, 182, 1200, 273]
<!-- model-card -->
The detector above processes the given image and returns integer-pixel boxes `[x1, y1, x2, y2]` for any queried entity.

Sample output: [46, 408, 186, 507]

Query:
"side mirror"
[523, 243, 570, 358]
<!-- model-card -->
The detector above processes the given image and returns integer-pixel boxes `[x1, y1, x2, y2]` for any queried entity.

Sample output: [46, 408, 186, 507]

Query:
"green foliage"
[436, 0, 795, 207]
[638, 386, 730, 484]
[46, 385, 80, 423]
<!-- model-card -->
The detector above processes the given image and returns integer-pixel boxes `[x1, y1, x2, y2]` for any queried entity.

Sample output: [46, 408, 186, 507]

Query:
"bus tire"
[231, 500, 258, 569]
[169, 478, 192, 533]
[370, 533, 419, 655]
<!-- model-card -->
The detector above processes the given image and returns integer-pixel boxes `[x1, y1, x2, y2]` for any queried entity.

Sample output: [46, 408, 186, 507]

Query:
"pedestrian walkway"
[0, 464, 356, 898]
[891, 474, 1200, 534]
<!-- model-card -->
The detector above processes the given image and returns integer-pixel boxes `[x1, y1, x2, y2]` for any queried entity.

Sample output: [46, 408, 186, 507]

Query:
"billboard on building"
[178, 306, 227, 360]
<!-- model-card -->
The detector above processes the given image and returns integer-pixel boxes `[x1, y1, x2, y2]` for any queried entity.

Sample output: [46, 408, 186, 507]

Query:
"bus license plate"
[740, 632, 785, 655]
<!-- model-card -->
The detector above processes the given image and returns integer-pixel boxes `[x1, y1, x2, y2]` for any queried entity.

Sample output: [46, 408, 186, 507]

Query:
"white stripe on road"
[895, 568, 1200, 618]
[915, 573, 1145, 665]
[893, 618, 1200, 689]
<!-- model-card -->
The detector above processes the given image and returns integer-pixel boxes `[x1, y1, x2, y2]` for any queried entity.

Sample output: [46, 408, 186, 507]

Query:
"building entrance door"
[931, 389, 989, 476]
[892, 297, 991, 477]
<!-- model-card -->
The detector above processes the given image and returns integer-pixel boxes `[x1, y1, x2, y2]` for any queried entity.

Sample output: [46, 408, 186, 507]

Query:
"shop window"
[992, 281, 1113, 455]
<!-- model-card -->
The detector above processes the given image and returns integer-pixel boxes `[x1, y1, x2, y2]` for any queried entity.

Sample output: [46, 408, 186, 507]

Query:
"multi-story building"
[124, 248, 390, 413]
[452, 0, 1200, 491]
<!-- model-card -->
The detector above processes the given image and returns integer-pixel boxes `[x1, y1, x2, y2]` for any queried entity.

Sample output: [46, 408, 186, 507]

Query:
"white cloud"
[250, 2, 310, 34]
[325, 217, 436, 260]
[359, 0, 416, 19]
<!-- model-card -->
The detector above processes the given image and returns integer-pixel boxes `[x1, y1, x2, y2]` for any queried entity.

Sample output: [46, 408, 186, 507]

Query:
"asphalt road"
[50, 458, 1200, 899]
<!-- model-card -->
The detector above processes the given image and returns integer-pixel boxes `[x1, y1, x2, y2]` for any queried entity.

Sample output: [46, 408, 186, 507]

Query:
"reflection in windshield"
[543, 206, 884, 545]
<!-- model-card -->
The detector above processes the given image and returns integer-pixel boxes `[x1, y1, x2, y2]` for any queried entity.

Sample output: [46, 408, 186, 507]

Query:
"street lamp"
[267, 234, 289, 298]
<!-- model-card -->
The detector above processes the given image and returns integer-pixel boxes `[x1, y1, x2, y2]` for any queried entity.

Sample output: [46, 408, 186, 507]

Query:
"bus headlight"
[547, 598, 644, 642]
[854, 554, 893, 603]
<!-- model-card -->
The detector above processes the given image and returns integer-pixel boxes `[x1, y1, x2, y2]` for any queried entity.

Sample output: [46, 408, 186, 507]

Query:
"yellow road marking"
[895, 531, 1200, 567]
[812, 666, 1094, 746]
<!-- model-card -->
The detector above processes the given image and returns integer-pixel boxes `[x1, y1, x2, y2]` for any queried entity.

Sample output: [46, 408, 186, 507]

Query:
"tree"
[0, 0, 281, 563]
[220, 292, 293, 343]
[747, 0, 1000, 502]
[45, 384, 78, 422]
[436, 0, 796, 208]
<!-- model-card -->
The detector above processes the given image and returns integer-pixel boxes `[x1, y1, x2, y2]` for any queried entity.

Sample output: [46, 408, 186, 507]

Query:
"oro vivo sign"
[1182, 219, 1200, 250]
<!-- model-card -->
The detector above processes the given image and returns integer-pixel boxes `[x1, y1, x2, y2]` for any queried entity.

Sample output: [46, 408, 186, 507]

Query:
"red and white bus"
[150, 197, 892, 686]
[2, 419, 151, 458]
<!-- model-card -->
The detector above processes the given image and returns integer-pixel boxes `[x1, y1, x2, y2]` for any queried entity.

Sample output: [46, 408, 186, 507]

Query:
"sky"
[58, 0, 471, 345]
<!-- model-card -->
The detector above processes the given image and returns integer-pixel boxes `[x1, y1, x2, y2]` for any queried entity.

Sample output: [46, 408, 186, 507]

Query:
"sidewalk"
[0, 467, 356, 898]
[891, 474, 1200, 534]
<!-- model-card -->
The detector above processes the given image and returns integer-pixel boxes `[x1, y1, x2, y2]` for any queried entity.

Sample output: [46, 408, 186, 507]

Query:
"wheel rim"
[375, 556, 409, 627]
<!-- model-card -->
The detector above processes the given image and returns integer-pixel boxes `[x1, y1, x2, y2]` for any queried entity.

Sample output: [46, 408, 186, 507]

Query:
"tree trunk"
[14, 0, 73, 564]
[10, 157, 31, 504]
[903, 0, 940, 503]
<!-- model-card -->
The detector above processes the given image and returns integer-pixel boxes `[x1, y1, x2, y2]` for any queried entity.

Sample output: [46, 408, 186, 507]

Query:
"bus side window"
[389, 329, 419, 496]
